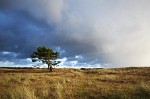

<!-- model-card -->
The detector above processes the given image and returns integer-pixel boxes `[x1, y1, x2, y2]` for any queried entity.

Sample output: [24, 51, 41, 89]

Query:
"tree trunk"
[48, 64, 50, 69]
[48, 64, 52, 72]
[50, 65, 52, 72]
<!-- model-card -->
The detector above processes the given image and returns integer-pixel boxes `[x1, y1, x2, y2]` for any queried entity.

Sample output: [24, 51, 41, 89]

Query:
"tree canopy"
[31, 46, 60, 72]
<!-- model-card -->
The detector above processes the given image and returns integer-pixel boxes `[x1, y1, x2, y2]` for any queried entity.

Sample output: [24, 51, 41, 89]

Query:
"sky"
[0, 0, 150, 68]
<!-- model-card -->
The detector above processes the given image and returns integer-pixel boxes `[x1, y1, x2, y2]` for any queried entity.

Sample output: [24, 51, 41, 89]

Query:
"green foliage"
[31, 46, 60, 71]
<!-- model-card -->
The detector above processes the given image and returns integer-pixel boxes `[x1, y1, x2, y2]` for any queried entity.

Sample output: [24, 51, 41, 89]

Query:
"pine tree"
[31, 46, 60, 72]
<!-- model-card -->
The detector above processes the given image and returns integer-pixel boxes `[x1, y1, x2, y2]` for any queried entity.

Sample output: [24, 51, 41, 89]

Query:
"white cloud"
[63, 0, 150, 67]
[75, 55, 83, 59]
[1, 51, 19, 58]
[0, 61, 15, 67]
[0, 58, 33, 67]
[2, 51, 11, 55]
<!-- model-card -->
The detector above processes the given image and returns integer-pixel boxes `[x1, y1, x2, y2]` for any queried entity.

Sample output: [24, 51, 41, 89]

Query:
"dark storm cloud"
[0, 10, 46, 53]
[0, 0, 100, 67]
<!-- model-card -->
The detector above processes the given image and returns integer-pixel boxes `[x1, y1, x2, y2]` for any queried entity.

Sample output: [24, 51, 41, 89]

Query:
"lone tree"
[31, 46, 60, 72]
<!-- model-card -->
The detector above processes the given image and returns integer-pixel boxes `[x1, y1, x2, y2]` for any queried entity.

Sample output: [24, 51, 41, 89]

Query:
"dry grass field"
[0, 67, 150, 99]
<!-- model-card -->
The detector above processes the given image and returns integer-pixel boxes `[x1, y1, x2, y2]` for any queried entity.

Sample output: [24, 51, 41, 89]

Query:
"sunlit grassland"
[0, 67, 150, 99]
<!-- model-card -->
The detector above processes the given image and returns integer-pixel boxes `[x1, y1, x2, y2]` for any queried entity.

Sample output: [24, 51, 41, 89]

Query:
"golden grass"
[0, 67, 150, 99]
